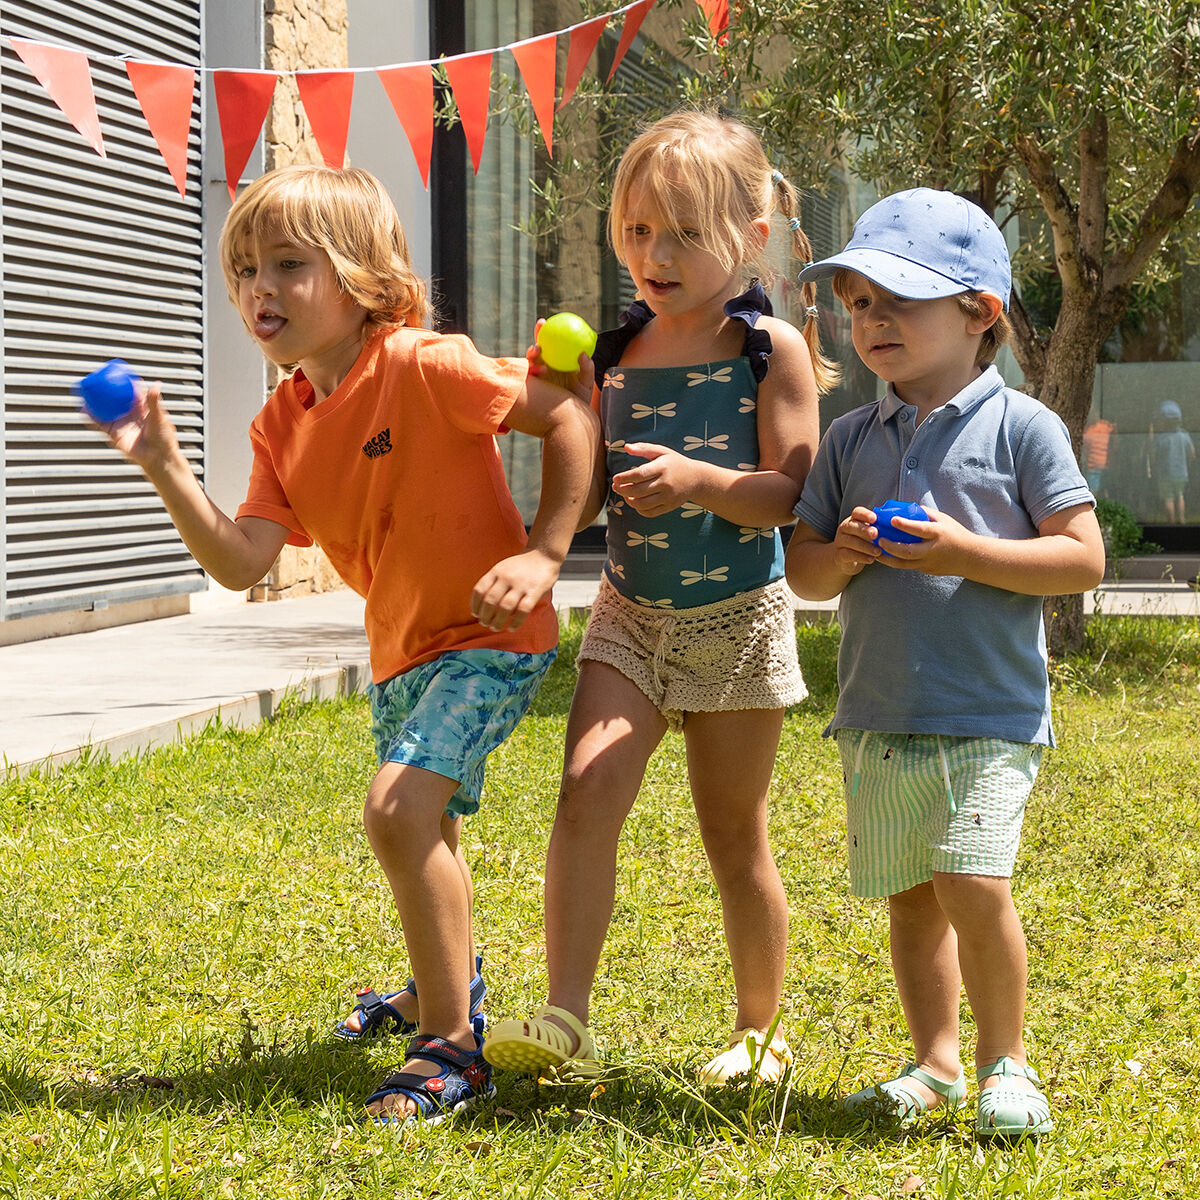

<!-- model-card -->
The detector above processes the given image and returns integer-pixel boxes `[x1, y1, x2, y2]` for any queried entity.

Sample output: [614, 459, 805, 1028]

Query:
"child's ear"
[967, 292, 1004, 334]
[752, 217, 771, 249]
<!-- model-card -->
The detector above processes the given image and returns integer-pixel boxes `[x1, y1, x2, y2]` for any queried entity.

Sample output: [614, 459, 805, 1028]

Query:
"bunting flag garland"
[0, 0, 733, 196]
[125, 60, 196, 197]
[213, 70, 278, 199]
[296, 71, 355, 169]
[698, 0, 730, 38]
[442, 50, 494, 175]
[509, 33, 558, 158]
[558, 14, 609, 112]
[607, 0, 656, 82]
[376, 62, 435, 188]
[10, 36, 105, 157]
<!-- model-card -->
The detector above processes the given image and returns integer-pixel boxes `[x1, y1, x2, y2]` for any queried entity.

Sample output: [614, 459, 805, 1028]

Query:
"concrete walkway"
[2, 571, 1196, 776]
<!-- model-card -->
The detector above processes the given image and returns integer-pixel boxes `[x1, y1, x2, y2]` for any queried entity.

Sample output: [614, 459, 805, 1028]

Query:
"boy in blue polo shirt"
[786, 188, 1105, 1139]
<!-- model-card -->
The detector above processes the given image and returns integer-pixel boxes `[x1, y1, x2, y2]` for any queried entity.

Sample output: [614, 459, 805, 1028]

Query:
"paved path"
[2, 574, 1195, 775]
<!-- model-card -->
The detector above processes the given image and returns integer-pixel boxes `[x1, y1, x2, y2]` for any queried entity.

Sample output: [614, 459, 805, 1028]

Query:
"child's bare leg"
[341, 813, 473, 1033]
[933, 872, 1037, 1093]
[685, 706, 788, 1033]
[542, 661, 666, 1044]
[887, 881, 963, 1105]
[362, 762, 476, 1119]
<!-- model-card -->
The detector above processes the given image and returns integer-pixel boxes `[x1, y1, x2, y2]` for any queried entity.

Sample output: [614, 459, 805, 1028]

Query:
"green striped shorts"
[835, 730, 1042, 898]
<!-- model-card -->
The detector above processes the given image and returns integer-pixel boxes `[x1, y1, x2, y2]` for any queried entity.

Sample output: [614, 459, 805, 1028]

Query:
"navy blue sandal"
[365, 1022, 494, 1128]
[334, 955, 486, 1041]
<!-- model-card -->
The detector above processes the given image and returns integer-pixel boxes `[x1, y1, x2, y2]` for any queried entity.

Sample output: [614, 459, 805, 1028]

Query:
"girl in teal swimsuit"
[485, 110, 838, 1085]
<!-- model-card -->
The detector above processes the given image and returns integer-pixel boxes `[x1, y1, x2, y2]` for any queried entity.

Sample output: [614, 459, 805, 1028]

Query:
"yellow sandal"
[699, 1027, 792, 1086]
[482, 1005, 601, 1079]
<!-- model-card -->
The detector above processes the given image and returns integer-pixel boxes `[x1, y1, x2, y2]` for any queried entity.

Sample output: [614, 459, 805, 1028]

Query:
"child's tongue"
[255, 313, 285, 338]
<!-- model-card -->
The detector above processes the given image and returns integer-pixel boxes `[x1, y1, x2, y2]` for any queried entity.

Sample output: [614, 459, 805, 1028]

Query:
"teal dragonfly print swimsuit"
[593, 284, 783, 609]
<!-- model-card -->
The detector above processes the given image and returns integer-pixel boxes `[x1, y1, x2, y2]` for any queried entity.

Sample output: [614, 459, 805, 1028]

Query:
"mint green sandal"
[843, 1062, 967, 1124]
[975, 1057, 1053, 1139]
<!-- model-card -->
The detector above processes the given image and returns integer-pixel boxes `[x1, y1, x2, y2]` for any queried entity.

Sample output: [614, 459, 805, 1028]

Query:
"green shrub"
[1095, 498, 1161, 560]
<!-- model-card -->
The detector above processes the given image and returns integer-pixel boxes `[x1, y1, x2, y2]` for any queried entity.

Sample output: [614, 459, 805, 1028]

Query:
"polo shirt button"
[900, 410, 910, 422]
[906, 457, 918, 469]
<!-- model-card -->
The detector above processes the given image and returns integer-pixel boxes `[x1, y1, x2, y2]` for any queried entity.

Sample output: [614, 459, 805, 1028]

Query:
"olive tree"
[673, 0, 1200, 649]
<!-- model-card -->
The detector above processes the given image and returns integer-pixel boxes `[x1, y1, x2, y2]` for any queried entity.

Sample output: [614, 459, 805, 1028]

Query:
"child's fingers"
[621, 442, 667, 461]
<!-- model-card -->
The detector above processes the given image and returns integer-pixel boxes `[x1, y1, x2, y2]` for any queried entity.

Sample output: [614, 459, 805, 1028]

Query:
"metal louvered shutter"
[1, 0, 205, 620]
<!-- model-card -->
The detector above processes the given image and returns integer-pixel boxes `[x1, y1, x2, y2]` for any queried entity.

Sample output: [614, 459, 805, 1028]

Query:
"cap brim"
[798, 248, 969, 300]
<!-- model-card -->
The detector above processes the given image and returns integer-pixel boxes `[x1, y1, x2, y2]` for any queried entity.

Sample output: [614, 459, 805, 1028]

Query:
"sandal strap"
[976, 1056, 1042, 1086]
[404, 1032, 482, 1071]
[536, 1005, 591, 1047]
[731, 1027, 792, 1063]
[903, 1062, 965, 1100]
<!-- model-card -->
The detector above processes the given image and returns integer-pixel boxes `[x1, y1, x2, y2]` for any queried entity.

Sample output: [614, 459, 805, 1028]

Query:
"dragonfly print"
[634, 595, 674, 608]
[680, 556, 730, 587]
[683, 422, 730, 453]
[630, 401, 677, 430]
[686, 365, 734, 387]
[627, 530, 670, 560]
[738, 526, 774, 550]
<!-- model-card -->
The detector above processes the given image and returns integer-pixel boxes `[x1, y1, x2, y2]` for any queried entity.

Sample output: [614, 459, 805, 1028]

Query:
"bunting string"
[0, 0, 727, 198]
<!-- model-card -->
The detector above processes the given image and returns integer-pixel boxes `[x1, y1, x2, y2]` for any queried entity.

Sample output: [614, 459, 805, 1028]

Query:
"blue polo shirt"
[793, 367, 1093, 745]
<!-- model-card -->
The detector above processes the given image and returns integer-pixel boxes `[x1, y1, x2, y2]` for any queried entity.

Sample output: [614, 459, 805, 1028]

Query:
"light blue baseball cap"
[798, 187, 1012, 311]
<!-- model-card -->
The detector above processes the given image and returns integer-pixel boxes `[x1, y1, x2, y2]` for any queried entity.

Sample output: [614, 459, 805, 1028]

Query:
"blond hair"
[219, 165, 429, 331]
[608, 110, 838, 394]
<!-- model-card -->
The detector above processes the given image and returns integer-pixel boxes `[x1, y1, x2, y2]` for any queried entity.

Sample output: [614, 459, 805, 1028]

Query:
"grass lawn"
[1, 614, 1198, 1198]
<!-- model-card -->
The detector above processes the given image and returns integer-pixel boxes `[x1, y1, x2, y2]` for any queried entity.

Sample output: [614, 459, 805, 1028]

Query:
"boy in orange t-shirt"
[99, 165, 597, 1127]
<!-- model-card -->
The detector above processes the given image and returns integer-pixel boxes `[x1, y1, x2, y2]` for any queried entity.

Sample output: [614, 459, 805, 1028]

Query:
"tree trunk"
[1033, 290, 1105, 655]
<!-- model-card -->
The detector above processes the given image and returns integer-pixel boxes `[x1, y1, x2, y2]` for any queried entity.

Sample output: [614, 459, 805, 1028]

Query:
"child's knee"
[933, 872, 1016, 927]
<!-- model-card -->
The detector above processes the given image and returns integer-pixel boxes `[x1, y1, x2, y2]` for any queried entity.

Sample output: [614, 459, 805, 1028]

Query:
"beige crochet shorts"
[578, 575, 807, 731]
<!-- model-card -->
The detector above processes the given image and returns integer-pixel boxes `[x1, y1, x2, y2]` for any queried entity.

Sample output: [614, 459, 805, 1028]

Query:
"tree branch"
[1077, 110, 1108, 276]
[1006, 291, 1046, 391]
[1102, 121, 1200, 310]
[1014, 132, 1084, 294]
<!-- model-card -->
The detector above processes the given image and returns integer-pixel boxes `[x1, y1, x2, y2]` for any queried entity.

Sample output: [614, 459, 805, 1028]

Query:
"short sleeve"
[412, 333, 530, 436]
[1014, 407, 1094, 527]
[236, 418, 313, 547]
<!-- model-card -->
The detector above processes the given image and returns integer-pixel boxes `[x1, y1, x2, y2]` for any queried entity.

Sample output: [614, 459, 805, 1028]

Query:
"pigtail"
[773, 173, 840, 395]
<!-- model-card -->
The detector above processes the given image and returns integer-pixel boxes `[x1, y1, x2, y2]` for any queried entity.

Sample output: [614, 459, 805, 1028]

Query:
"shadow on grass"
[483, 1063, 964, 1150]
[0, 1035, 395, 1121]
[0, 1049, 966, 1152]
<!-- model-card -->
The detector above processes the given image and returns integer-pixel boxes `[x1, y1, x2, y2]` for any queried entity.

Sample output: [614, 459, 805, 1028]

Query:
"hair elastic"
[787, 217, 802, 232]
[803, 304, 819, 325]
[771, 169, 784, 185]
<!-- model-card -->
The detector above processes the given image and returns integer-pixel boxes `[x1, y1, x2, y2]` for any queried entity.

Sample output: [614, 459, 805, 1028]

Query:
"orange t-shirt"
[236, 326, 559, 683]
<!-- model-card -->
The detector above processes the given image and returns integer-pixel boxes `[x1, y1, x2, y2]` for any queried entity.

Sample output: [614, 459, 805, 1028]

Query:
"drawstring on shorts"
[850, 731, 958, 817]
[937, 735, 958, 816]
[650, 613, 676, 694]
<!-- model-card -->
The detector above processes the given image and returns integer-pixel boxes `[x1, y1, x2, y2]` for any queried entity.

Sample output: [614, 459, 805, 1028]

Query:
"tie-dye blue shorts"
[368, 647, 556, 817]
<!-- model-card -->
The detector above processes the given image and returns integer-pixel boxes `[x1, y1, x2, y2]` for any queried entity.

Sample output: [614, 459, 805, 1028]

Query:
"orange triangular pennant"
[10, 37, 105, 157]
[296, 71, 355, 169]
[377, 63, 435, 188]
[442, 50, 493, 174]
[608, 0, 656, 82]
[698, 0, 729, 38]
[558, 14, 609, 111]
[125, 60, 195, 197]
[510, 33, 557, 158]
[213, 70, 278, 199]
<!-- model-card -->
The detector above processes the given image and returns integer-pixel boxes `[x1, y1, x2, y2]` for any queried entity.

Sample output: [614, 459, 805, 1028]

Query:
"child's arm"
[575, 384, 609, 530]
[785, 507, 881, 601]
[103, 383, 289, 590]
[613, 317, 819, 527]
[873, 502, 1106, 595]
[470, 374, 600, 632]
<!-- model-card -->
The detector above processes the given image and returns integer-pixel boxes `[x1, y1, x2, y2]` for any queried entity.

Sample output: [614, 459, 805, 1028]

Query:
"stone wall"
[251, 0, 349, 601]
